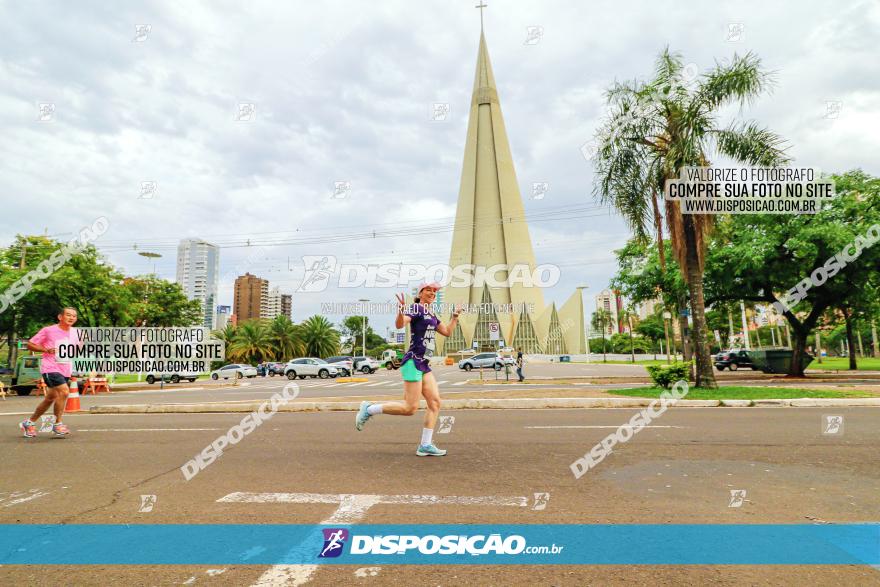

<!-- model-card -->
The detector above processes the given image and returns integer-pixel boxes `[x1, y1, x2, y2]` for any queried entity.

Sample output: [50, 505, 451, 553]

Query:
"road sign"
[489, 322, 500, 341]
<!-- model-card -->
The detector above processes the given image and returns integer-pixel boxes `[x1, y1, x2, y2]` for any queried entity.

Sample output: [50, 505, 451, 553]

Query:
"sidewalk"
[90, 395, 880, 414]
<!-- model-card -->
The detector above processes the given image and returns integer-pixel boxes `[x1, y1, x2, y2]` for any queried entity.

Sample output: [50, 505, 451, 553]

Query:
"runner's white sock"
[420, 428, 433, 447]
[367, 404, 383, 416]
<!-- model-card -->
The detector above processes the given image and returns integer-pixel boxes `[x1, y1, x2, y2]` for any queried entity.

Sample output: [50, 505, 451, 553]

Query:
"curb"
[88, 396, 880, 414]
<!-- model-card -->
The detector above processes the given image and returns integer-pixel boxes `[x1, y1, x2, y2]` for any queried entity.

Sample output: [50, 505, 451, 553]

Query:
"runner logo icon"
[319, 528, 349, 558]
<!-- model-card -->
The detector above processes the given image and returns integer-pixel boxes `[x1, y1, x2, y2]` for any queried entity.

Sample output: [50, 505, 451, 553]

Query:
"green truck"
[381, 349, 404, 369]
[0, 355, 43, 395]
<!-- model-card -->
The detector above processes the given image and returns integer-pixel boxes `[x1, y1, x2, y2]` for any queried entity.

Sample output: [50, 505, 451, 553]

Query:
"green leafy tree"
[0, 236, 197, 364]
[610, 240, 690, 359]
[341, 316, 384, 355]
[594, 48, 789, 388]
[635, 313, 666, 358]
[300, 315, 340, 358]
[121, 276, 203, 327]
[703, 170, 880, 375]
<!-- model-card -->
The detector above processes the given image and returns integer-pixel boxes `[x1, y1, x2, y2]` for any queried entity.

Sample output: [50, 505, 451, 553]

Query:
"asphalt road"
[1, 406, 878, 585]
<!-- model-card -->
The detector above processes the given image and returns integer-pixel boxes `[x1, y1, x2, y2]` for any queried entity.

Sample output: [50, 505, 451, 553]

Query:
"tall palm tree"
[228, 320, 274, 364]
[591, 309, 613, 362]
[300, 315, 340, 358]
[594, 48, 790, 388]
[212, 323, 237, 344]
[269, 315, 305, 361]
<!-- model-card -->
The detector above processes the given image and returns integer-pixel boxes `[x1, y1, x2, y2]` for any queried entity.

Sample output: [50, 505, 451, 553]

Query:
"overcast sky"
[2, 0, 878, 333]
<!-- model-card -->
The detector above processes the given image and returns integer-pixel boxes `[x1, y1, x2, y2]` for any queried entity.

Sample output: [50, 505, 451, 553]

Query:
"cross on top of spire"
[475, 1, 487, 32]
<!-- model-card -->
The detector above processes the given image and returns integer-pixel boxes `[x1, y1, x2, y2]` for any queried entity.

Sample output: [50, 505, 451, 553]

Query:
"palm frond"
[693, 52, 774, 112]
[712, 121, 791, 167]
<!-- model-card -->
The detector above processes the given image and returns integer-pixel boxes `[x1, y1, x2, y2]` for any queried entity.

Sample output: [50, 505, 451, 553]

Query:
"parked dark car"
[714, 349, 755, 371]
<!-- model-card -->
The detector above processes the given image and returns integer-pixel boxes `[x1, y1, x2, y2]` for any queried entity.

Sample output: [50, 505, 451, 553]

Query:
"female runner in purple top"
[354, 281, 461, 456]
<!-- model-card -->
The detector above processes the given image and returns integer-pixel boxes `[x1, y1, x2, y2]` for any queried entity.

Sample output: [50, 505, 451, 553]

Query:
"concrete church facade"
[436, 32, 586, 355]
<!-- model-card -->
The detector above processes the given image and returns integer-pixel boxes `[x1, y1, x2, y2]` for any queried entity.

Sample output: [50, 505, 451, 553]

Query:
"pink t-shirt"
[29, 325, 78, 377]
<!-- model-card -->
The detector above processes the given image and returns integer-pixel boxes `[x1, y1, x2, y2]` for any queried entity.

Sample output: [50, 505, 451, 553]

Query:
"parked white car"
[284, 358, 339, 379]
[458, 352, 514, 371]
[352, 356, 380, 374]
[145, 371, 200, 384]
[325, 356, 354, 377]
[210, 364, 258, 380]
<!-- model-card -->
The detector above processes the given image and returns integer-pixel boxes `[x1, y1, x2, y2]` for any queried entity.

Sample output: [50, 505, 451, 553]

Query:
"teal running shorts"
[401, 359, 424, 382]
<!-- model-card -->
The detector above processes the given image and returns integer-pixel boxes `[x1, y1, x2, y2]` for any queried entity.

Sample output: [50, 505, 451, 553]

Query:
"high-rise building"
[281, 293, 292, 320]
[595, 289, 622, 336]
[264, 286, 293, 320]
[176, 238, 219, 329]
[637, 299, 660, 321]
[440, 27, 584, 354]
[234, 273, 268, 322]
[215, 305, 232, 330]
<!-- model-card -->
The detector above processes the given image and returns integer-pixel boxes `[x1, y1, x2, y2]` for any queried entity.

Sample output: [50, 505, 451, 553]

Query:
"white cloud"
[1, 0, 877, 331]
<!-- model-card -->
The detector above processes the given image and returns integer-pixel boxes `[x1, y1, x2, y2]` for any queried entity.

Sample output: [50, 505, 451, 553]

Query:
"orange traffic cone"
[65, 377, 81, 413]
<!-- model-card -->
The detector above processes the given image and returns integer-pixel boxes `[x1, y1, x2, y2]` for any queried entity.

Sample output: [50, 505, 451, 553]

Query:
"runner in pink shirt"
[19, 307, 79, 437]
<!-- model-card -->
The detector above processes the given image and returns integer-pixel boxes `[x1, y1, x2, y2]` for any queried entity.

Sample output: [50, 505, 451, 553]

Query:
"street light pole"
[137, 251, 162, 383]
[576, 285, 590, 362]
[358, 298, 369, 358]
[662, 310, 672, 364]
[138, 251, 162, 276]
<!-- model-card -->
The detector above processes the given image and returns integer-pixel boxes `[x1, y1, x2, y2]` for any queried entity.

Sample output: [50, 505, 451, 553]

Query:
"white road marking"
[220, 492, 529, 507]
[525, 425, 684, 429]
[344, 383, 368, 388]
[219, 492, 528, 586]
[0, 489, 51, 508]
[365, 382, 386, 387]
[77, 428, 223, 432]
[453, 381, 468, 386]
[354, 567, 381, 578]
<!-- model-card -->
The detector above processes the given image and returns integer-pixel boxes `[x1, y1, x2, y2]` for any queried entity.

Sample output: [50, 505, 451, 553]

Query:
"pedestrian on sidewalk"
[516, 348, 525, 382]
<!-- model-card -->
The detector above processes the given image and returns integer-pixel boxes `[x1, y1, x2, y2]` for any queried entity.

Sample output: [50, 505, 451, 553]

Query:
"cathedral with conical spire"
[438, 20, 585, 355]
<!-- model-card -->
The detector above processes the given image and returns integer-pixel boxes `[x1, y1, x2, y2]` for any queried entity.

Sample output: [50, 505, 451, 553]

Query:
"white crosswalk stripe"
[453, 381, 468, 386]
[366, 382, 385, 387]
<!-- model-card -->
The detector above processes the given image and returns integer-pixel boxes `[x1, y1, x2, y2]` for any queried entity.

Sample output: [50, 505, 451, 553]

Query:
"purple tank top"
[402, 303, 440, 373]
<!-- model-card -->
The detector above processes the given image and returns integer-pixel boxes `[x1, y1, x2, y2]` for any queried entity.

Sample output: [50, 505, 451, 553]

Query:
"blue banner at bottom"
[1, 524, 877, 565]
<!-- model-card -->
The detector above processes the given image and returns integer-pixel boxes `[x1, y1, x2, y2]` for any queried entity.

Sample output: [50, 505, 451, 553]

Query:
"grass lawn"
[809, 357, 880, 371]
[613, 385, 873, 400]
[584, 357, 880, 371]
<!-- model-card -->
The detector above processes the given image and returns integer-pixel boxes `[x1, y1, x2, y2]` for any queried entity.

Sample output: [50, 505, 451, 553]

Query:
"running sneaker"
[19, 420, 36, 438]
[416, 444, 447, 457]
[355, 401, 372, 431]
[52, 423, 70, 436]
